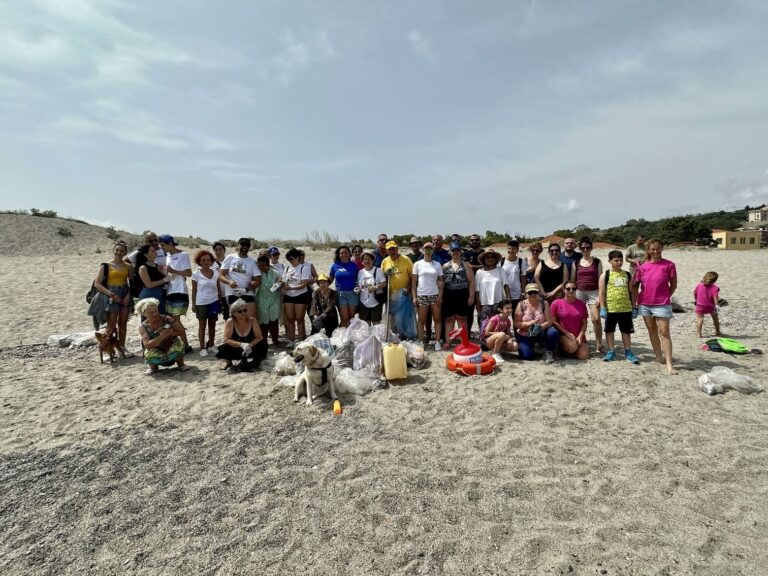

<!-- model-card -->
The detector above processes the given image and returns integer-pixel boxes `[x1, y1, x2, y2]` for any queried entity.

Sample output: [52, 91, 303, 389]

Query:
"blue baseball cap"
[158, 234, 177, 245]
[268, 246, 280, 255]
[449, 241, 462, 251]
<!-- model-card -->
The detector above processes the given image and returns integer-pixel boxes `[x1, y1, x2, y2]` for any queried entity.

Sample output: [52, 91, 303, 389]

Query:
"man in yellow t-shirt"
[381, 241, 413, 295]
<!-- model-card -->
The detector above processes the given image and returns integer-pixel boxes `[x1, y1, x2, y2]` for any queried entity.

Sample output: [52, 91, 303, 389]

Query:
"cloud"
[557, 199, 582, 214]
[47, 100, 232, 151]
[270, 29, 336, 84]
[720, 170, 768, 207]
[407, 30, 433, 59]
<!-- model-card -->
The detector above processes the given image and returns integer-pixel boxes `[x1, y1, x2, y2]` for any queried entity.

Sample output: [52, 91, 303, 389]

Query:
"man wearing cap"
[430, 234, 451, 265]
[219, 238, 262, 319]
[373, 233, 389, 267]
[158, 235, 193, 352]
[268, 246, 285, 277]
[407, 237, 424, 263]
[381, 241, 416, 338]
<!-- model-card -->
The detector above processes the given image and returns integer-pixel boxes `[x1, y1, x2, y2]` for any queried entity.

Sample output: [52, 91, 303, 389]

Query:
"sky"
[1, 0, 768, 242]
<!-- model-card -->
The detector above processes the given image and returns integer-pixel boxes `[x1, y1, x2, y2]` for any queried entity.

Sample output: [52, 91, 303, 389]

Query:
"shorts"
[337, 290, 360, 307]
[442, 288, 469, 318]
[227, 294, 255, 305]
[605, 312, 634, 334]
[283, 292, 308, 305]
[195, 300, 221, 320]
[638, 304, 673, 319]
[166, 293, 189, 316]
[416, 294, 439, 307]
[106, 285, 130, 313]
[359, 303, 383, 323]
[576, 289, 599, 305]
[695, 305, 716, 316]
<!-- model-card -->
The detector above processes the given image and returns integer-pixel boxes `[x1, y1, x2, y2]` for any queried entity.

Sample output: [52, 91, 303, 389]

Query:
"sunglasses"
[564, 287, 576, 292]
[527, 291, 540, 295]
[530, 249, 541, 253]
[580, 246, 592, 250]
[377, 239, 387, 243]
[234, 309, 248, 315]
[549, 250, 560, 254]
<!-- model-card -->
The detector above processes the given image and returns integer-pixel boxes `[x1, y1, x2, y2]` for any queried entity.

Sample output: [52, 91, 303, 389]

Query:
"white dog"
[292, 342, 337, 406]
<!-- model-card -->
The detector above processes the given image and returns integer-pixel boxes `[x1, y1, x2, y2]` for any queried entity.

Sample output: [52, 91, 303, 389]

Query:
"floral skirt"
[144, 337, 185, 365]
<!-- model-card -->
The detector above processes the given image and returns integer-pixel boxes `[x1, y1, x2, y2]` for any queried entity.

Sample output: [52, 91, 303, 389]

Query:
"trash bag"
[353, 334, 383, 372]
[388, 289, 417, 339]
[347, 318, 371, 344]
[697, 366, 763, 395]
[332, 340, 355, 368]
[303, 332, 335, 358]
[279, 375, 299, 388]
[274, 352, 297, 376]
[335, 367, 377, 396]
[402, 340, 426, 368]
[47, 332, 98, 348]
[371, 324, 400, 344]
[330, 327, 348, 347]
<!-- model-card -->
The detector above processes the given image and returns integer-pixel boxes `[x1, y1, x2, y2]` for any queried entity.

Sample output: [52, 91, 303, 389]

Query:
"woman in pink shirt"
[634, 239, 677, 374]
[551, 280, 590, 360]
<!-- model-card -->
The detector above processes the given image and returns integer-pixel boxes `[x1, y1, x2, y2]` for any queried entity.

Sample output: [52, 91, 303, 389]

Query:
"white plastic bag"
[353, 334, 382, 372]
[279, 375, 299, 388]
[371, 324, 400, 344]
[347, 318, 371, 344]
[47, 332, 97, 348]
[402, 340, 426, 368]
[274, 352, 297, 376]
[697, 366, 763, 395]
[330, 327, 349, 347]
[334, 367, 377, 396]
[332, 340, 355, 368]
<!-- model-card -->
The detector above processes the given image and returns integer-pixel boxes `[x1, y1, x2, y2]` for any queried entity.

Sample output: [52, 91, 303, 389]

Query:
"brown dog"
[95, 331, 122, 364]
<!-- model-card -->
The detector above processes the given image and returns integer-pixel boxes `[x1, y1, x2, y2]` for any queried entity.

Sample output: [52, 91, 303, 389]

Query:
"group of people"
[88, 231, 721, 376]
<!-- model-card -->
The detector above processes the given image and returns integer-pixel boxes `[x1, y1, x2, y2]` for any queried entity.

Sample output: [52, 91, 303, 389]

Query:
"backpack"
[604, 269, 631, 301]
[705, 338, 750, 355]
[86, 263, 109, 304]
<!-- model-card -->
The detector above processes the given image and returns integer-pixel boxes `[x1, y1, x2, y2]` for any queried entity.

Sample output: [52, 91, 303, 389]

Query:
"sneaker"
[603, 350, 616, 362]
[199, 349, 208, 357]
[624, 350, 640, 364]
[434, 341, 441, 352]
[184, 345, 193, 354]
[492, 353, 505, 364]
[207, 346, 218, 354]
[543, 351, 555, 364]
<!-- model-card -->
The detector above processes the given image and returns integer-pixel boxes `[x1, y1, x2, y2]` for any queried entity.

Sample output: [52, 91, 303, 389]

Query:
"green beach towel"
[705, 338, 750, 355]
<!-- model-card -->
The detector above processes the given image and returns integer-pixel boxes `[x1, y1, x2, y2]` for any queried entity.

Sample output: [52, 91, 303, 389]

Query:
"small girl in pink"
[694, 271, 721, 338]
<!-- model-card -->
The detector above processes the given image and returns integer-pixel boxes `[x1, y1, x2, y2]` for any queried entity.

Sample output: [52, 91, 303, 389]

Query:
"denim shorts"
[638, 304, 673, 319]
[337, 290, 359, 307]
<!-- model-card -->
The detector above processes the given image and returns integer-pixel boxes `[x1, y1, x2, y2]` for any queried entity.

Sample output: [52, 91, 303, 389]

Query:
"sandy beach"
[1, 215, 767, 575]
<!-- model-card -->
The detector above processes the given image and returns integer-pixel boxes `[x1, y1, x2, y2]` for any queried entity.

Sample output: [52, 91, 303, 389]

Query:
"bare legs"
[588, 302, 603, 351]
[643, 316, 676, 374]
[283, 303, 307, 342]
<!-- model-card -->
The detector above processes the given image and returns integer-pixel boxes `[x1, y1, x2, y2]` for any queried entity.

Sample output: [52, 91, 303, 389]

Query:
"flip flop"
[178, 365, 191, 372]
[144, 368, 158, 376]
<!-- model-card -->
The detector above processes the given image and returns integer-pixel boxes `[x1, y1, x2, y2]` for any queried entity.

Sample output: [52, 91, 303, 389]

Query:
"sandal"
[144, 367, 158, 376]
[177, 365, 191, 372]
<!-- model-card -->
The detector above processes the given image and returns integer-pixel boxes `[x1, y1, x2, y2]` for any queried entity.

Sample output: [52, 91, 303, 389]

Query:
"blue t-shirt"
[433, 249, 451, 265]
[330, 262, 358, 291]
